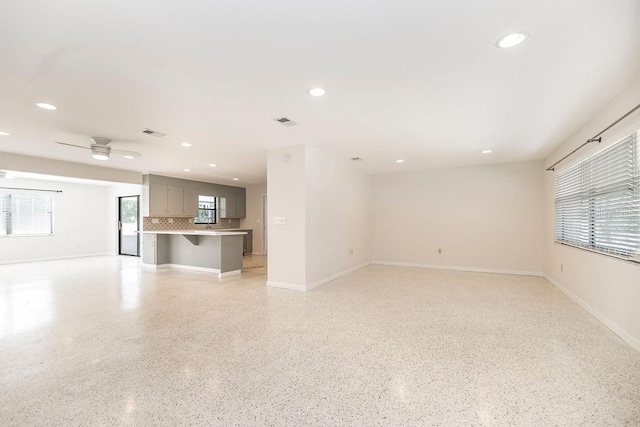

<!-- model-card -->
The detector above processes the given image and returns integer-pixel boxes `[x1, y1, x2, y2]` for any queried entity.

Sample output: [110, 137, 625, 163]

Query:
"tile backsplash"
[143, 217, 240, 231]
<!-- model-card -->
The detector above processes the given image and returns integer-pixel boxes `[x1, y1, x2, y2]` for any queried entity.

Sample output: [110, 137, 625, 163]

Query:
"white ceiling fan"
[55, 136, 142, 161]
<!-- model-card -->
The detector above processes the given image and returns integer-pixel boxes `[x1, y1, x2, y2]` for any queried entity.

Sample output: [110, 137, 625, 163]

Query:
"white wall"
[305, 145, 372, 286]
[372, 161, 544, 275]
[267, 145, 372, 290]
[0, 178, 110, 264]
[240, 183, 267, 255]
[267, 145, 307, 287]
[544, 75, 640, 351]
[106, 183, 142, 255]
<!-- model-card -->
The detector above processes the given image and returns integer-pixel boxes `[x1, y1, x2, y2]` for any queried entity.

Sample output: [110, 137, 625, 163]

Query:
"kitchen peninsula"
[142, 230, 247, 277]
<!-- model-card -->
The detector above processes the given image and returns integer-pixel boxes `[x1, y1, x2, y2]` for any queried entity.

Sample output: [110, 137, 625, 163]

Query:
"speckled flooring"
[1, 256, 639, 426]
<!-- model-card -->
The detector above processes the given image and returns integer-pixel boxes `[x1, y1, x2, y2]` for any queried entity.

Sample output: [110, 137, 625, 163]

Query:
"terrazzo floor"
[1, 256, 639, 425]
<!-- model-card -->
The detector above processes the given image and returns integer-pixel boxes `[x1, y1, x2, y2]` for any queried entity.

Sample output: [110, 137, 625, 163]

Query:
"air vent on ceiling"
[274, 117, 298, 127]
[350, 157, 364, 161]
[138, 128, 166, 137]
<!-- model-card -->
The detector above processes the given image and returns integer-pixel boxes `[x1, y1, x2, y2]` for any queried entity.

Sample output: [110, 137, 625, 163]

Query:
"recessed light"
[92, 154, 109, 161]
[497, 32, 528, 49]
[208, 163, 218, 167]
[396, 159, 404, 163]
[124, 155, 134, 159]
[232, 178, 239, 181]
[35, 102, 57, 110]
[482, 150, 492, 154]
[0, 131, 10, 136]
[309, 88, 326, 97]
[181, 142, 192, 147]
[184, 168, 191, 172]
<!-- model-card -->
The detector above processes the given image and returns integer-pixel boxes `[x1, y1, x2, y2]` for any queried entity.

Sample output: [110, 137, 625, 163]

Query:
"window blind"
[0, 193, 54, 236]
[555, 131, 640, 261]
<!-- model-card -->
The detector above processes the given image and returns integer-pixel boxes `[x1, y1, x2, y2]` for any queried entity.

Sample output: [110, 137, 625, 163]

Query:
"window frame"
[554, 130, 640, 264]
[194, 196, 218, 225]
[0, 192, 55, 237]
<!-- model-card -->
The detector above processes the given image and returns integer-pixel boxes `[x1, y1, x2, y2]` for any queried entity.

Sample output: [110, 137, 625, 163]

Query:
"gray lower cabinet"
[243, 229, 253, 255]
[142, 233, 169, 264]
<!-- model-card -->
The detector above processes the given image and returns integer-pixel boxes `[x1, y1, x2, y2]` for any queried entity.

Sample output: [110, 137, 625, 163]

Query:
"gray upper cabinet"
[183, 187, 199, 217]
[149, 184, 169, 216]
[220, 191, 246, 219]
[236, 192, 246, 218]
[167, 185, 184, 216]
[148, 184, 199, 217]
[144, 174, 244, 218]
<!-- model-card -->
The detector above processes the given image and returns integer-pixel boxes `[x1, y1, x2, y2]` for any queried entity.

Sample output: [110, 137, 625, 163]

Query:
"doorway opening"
[118, 195, 140, 256]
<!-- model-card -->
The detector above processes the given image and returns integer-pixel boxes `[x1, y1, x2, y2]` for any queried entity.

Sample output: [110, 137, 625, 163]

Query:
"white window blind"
[555, 130, 640, 261]
[0, 193, 54, 236]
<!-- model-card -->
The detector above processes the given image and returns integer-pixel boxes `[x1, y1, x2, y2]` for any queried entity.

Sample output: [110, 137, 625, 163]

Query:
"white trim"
[306, 261, 372, 291]
[267, 262, 372, 292]
[142, 263, 242, 278]
[544, 275, 640, 353]
[266, 281, 306, 291]
[219, 269, 241, 277]
[0, 253, 111, 266]
[372, 261, 542, 277]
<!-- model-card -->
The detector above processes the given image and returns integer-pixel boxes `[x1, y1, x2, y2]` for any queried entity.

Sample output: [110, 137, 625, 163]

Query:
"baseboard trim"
[543, 275, 640, 353]
[266, 281, 306, 291]
[306, 261, 372, 291]
[0, 253, 111, 266]
[267, 262, 372, 292]
[219, 269, 241, 277]
[143, 263, 243, 278]
[372, 261, 542, 277]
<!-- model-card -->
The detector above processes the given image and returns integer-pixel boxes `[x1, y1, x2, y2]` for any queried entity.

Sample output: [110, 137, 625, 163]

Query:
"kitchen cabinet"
[149, 184, 169, 216]
[183, 187, 199, 217]
[242, 229, 253, 255]
[220, 191, 246, 219]
[167, 186, 184, 216]
[148, 183, 199, 217]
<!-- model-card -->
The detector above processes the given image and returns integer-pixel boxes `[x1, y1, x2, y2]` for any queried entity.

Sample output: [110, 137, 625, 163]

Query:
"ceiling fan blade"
[55, 141, 91, 150]
[111, 149, 142, 158]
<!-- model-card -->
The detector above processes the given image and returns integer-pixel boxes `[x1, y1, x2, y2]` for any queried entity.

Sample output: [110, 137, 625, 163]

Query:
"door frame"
[118, 195, 140, 257]
[262, 193, 268, 255]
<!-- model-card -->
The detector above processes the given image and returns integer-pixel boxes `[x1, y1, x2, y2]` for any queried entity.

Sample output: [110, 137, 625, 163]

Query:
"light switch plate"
[273, 216, 287, 225]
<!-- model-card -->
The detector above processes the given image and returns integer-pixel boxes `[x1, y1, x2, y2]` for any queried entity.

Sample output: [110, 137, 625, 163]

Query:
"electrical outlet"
[438, 248, 442, 254]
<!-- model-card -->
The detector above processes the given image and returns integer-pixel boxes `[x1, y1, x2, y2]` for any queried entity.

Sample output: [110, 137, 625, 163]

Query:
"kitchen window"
[195, 195, 217, 224]
[0, 193, 54, 236]
[554, 130, 640, 262]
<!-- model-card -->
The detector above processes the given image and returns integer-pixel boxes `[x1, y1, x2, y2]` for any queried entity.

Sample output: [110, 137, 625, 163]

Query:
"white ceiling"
[1, 0, 639, 185]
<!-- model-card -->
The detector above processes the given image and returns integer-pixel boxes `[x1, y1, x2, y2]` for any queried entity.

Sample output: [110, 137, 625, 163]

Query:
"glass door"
[118, 195, 139, 256]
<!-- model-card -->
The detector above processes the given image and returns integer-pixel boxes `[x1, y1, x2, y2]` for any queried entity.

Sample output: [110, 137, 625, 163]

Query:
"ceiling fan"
[55, 136, 142, 161]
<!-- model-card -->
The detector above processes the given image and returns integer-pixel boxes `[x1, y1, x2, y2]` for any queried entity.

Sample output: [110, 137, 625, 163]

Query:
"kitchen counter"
[139, 230, 247, 236]
[141, 230, 245, 277]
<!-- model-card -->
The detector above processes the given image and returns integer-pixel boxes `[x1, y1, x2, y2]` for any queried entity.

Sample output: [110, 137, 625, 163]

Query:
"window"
[0, 193, 54, 236]
[195, 196, 217, 224]
[555, 130, 640, 262]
